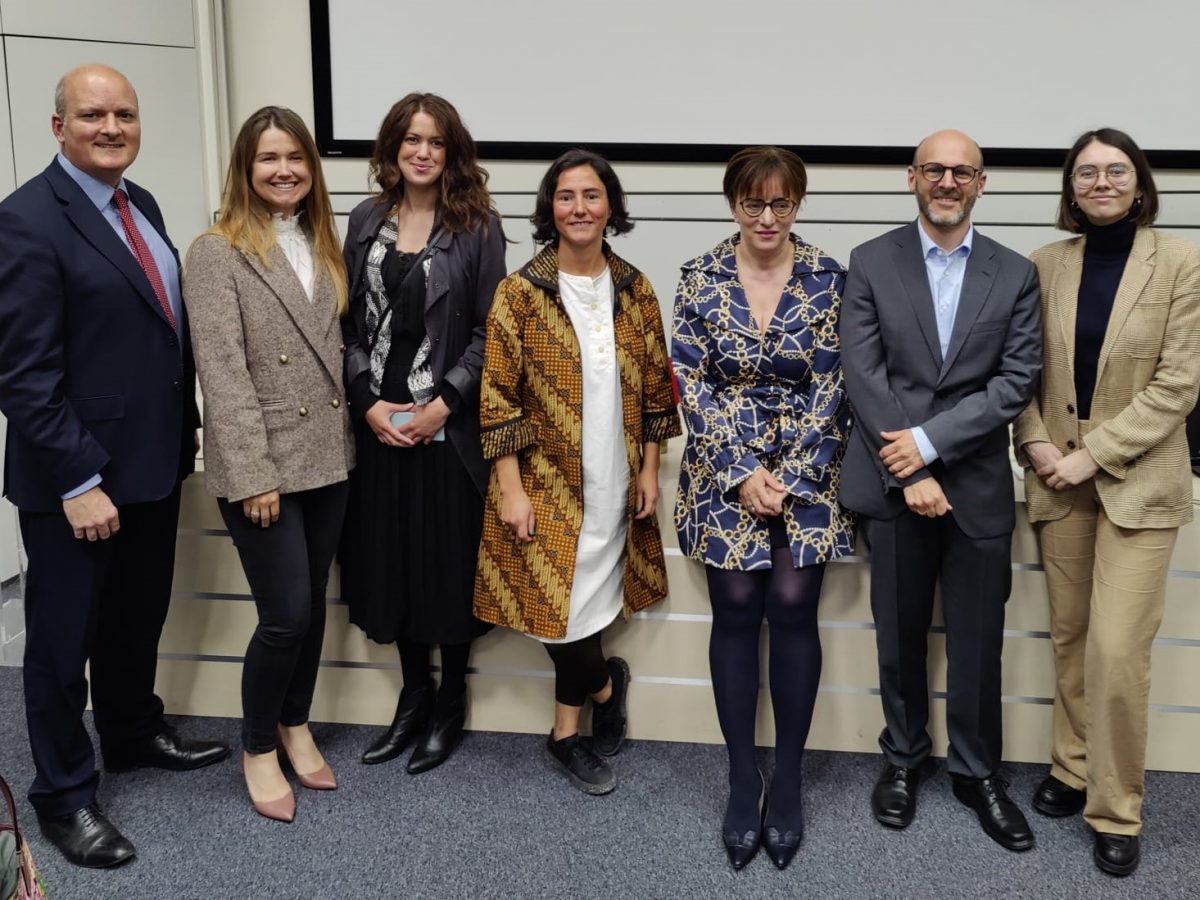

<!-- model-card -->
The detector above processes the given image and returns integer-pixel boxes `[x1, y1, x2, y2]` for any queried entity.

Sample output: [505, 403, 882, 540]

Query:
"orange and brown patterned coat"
[473, 244, 681, 639]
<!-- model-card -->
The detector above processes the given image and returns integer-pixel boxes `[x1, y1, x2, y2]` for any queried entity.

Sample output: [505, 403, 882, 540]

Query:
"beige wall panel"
[0, 43, 14, 197]
[4, 37, 210, 247]
[178, 478, 224, 529]
[0, 0, 194, 46]
[152, 657, 1200, 771]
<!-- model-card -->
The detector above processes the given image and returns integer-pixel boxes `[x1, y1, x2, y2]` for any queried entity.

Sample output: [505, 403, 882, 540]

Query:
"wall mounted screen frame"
[311, 0, 1200, 169]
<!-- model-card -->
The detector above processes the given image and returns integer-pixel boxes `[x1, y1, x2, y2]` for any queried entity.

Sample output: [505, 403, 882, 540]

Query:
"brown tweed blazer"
[183, 234, 354, 502]
[473, 244, 682, 639]
[1013, 227, 1200, 528]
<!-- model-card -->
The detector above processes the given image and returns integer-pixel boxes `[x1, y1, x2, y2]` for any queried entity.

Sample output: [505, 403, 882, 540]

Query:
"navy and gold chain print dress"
[671, 235, 855, 570]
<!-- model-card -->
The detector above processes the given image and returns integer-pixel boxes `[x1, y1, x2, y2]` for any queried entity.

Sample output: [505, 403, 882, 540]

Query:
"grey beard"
[920, 194, 975, 228]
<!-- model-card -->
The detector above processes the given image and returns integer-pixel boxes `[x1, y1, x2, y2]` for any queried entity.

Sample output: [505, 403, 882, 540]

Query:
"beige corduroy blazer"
[183, 233, 354, 502]
[1013, 227, 1200, 528]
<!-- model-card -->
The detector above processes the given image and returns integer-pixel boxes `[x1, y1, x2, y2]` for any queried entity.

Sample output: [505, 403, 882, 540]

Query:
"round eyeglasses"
[915, 163, 983, 185]
[739, 197, 797, 218]
[1072, 164, 1133, 189]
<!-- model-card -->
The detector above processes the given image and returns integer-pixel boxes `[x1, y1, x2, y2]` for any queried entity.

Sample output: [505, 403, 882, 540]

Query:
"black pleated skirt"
[340, 418, 488, 645]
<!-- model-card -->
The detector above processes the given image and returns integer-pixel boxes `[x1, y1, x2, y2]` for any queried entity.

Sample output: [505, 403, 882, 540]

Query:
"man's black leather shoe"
[871, 763, 919, 828]
[1094, 832, 1139, 876]
[952, 775, 1035, 851]
[105, 726, 229, 772]
[38, 805, 135, 868]
[1032, 773, 1086, 817]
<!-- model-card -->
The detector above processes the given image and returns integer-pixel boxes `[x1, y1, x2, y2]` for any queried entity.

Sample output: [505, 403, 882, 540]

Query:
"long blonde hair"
[210, 106, 348, 314]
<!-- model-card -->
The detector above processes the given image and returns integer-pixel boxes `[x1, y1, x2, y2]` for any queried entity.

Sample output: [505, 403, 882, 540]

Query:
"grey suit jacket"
[183, 233, 354, 502]
[838, 222, 1042, 538]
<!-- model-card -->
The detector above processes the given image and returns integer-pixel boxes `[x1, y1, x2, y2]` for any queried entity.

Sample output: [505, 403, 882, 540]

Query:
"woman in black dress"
[341, 93, 506, 772]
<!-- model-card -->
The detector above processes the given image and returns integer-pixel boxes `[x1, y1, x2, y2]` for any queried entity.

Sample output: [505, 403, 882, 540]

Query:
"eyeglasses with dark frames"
[914, 163, 983, 185]
[739, 197, 797, 218]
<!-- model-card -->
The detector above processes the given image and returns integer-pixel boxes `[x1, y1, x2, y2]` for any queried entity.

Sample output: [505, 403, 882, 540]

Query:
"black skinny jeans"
[218, 480, 349, 753]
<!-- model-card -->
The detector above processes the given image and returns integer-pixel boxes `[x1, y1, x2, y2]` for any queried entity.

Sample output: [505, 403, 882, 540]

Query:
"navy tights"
[705, 550, 825, 833]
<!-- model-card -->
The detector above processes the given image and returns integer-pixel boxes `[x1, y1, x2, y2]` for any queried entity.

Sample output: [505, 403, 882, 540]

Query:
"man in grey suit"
[839, 130, 1042, 851]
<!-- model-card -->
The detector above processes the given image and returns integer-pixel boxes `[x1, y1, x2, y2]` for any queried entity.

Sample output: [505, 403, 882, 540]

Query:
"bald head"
[52, 64, 141, 186]
[55, 64, 137, 118]
[913, 129, 984, 170]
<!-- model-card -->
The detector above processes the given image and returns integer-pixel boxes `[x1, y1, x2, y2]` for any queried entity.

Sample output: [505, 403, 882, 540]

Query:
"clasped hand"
[879, 428, 926, 479]
[738, 467, 787, 518]
[1024, 441, 1098, 491]
[365, 397, 450, 447]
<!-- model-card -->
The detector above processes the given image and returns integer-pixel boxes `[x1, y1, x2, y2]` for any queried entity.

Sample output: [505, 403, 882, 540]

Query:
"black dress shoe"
[105, 726, 229, 772]
[723, 781, 765, 871]
[407, 689, 466, 774]
[1032, 773, 1086, 817]
[1094, 832, 1139, 876]
[762, 795, 802, 870]
[38, 804, 135, 868]
[952, 775, 1035, 852]
[871, 763, 919, 828]
[591, 657, 631, 757]
[362, 680, 434, 765]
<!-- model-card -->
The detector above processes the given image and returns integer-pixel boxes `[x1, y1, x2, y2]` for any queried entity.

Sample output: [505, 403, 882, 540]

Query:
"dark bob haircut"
[1056, 127, 1159, 233]
[530, 148, 634, 245]
[723, 146, 808, 206]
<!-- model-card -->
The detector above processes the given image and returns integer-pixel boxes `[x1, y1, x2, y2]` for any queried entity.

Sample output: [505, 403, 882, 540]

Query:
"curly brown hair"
[368, 93, 497, 234]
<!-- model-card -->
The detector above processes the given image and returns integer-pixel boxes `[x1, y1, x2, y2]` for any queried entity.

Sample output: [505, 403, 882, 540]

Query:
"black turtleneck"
[1074, 216, 1137, 419]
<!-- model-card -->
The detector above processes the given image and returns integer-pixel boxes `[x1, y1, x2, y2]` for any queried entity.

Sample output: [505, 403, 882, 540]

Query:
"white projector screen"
[311, 0, 1200, 166]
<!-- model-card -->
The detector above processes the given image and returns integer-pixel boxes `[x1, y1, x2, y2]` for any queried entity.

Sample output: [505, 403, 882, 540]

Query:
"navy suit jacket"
[0, 160, 199, 513]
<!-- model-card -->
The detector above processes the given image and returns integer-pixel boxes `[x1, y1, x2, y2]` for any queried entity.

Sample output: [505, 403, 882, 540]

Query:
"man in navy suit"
[0, 64, 227, 869]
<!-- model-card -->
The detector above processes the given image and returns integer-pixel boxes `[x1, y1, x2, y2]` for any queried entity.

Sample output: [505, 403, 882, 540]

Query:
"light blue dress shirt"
[910, 220, 974, 466]
[56, 153, 182, 499]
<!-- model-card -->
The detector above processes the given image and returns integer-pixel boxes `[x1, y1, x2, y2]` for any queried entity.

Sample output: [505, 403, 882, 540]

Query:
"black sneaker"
[545, 731, 616, 795]
[591, 656, 630, 757]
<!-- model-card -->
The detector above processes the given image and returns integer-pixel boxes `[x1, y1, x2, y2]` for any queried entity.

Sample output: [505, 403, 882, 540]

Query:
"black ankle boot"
[407, 688, 467, 774]
[362, 680, 434, 765]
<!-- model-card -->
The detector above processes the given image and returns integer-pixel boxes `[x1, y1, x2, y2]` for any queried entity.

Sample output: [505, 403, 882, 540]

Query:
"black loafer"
[1094, 832, 1139, 877]
[871, 763, 919, 829]
[38, 804, 136, 869]
[952, 775, 1035, 852]
[762, 795, 802, 870]
[362, 680, 434, 765]
[407, 689, 467, 774]
[105, 726, 229, 772]
[1032, 774, 1086, 817]
[591, 657, 631, 757]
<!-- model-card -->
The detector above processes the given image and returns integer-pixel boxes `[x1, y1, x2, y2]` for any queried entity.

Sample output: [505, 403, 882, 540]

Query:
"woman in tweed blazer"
[1013, 128, 1200, 876]
[474, 150, 680, 795]
[183, 107, 353, 823]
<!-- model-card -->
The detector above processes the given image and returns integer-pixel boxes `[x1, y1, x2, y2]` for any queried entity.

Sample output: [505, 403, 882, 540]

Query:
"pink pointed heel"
[242, 754, 296, 822]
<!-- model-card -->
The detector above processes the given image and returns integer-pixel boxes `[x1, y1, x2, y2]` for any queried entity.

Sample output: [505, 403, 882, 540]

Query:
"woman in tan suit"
[1014, 127, 1200, 876]
[183, 107, 354, 822]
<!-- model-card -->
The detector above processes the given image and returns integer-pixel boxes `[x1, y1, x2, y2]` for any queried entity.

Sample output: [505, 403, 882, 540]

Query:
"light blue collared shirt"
[56, 153, 182, 500]
[911, 220, 974, 466]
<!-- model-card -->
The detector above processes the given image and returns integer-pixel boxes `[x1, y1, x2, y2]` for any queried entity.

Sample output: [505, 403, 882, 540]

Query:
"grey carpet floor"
[0, 667, 1196, 900]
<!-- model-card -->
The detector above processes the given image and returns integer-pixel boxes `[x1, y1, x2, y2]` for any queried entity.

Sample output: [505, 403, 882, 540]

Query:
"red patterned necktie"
[112, 188, 177, 331]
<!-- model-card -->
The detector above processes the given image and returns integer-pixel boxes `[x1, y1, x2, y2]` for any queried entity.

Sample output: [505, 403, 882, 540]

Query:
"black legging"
[705, 548, 825, 828]
[218, 480, 349, 754]
[543, 632, 609, 707]
[397, 638, 472, 709]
